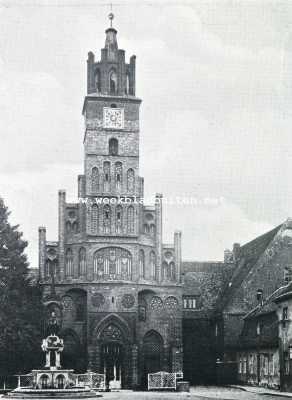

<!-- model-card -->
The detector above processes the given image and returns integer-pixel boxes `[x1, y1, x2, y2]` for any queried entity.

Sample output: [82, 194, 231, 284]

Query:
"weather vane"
[108, 3, 114, 28]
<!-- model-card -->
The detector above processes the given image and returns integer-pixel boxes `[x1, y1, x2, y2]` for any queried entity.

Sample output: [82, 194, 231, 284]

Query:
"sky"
[0, 0, 292, 267]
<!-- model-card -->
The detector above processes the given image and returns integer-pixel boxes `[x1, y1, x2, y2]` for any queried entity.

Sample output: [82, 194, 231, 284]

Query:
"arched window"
[103, 162, 111, 192]
[66, 221, 71, 234]
[91, 204, 98, 234]
[138, 297, 147, 321]
[45, 261, 50, 278]
[93, 247, 132, 280]
[162, 261, 168, 280]
[78, 248, 86, 277]
[150, 251, 156, 280]
[52, 260, 58, 277]
[144, 224, 150, 234]
[72, 221, 78, 233]
[115, 205, 123, 234]
[127, 206, 135, 233]
[109, 70, 117, 94]
[150, 224, 155, 236]
[139, 249, 145, 278]
[103, 205, 111, 234]
[115, 162, 122, 191]
[109, 138, 118, 156]
[95, 69, 101, 92]
[125, 74, 130, 95]
[127, 168, 135, 193]
[65, 248, 73, 277]
[86, 205, 91, 233]
[91, 167, 99, 193]
[169, 262, 175, 280]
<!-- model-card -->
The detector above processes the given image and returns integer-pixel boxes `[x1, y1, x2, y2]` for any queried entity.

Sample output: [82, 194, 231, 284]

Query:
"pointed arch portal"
[94, 314, 131, 389]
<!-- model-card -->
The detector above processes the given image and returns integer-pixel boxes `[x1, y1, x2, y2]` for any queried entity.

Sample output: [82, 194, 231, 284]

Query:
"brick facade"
[39, 24, 182, 389]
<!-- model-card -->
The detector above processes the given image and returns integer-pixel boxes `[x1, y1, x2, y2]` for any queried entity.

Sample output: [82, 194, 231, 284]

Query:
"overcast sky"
[0, 0, 292, 267]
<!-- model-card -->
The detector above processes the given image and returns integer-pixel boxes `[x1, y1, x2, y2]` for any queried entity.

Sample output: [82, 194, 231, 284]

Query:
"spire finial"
[108, 3, 114, 28]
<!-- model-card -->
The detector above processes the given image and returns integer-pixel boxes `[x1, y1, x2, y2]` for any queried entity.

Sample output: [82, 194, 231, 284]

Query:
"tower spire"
[108, 3, 114, 28]
[105, 4, 118, 54]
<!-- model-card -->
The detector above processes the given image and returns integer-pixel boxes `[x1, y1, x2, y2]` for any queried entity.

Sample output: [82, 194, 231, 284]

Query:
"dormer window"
[284, 266, 292, 283]
[283, 307, 288, 321]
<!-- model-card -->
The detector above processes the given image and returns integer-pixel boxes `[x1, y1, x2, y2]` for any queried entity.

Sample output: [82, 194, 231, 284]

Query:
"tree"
[0, 198, 43, 376]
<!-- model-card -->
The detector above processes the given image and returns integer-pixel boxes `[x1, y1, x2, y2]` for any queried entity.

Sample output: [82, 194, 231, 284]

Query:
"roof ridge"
[240, 224, 282, 250]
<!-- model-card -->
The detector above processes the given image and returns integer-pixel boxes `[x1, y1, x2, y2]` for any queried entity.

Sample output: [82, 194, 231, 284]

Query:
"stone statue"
[46, 311, 60, 336]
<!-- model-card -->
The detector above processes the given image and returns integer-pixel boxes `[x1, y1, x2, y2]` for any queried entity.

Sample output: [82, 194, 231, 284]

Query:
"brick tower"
[39, 14, 183, 389]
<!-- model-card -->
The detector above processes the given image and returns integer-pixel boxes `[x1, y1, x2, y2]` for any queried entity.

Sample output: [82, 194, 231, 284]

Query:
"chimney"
[224, 249, 233, 263]
[256, 289, 264, 305]
[232, 243, 241, 262]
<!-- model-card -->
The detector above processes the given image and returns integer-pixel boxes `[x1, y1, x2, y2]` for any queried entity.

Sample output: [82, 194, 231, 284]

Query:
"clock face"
[103, 107, 124, 129]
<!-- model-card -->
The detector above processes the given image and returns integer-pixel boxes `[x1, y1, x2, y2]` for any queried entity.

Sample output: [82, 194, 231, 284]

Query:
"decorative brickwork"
[39, 21, 182, 389]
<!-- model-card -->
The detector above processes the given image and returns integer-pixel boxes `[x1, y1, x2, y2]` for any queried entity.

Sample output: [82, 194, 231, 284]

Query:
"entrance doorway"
[142, 331, 163, 387]
[101, 342, 123, 389]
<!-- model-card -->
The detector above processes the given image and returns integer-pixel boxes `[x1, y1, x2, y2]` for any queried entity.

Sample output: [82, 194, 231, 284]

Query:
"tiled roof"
[238, 311, 278, 349]
[182, 261, 227, 274]
[182, 261, 235, 314]
[217, 224, 282, 312]
[236, 285, 281, 349]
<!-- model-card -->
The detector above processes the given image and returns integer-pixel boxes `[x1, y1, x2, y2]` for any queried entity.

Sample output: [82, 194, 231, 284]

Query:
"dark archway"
[142, 330, 163, 388]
